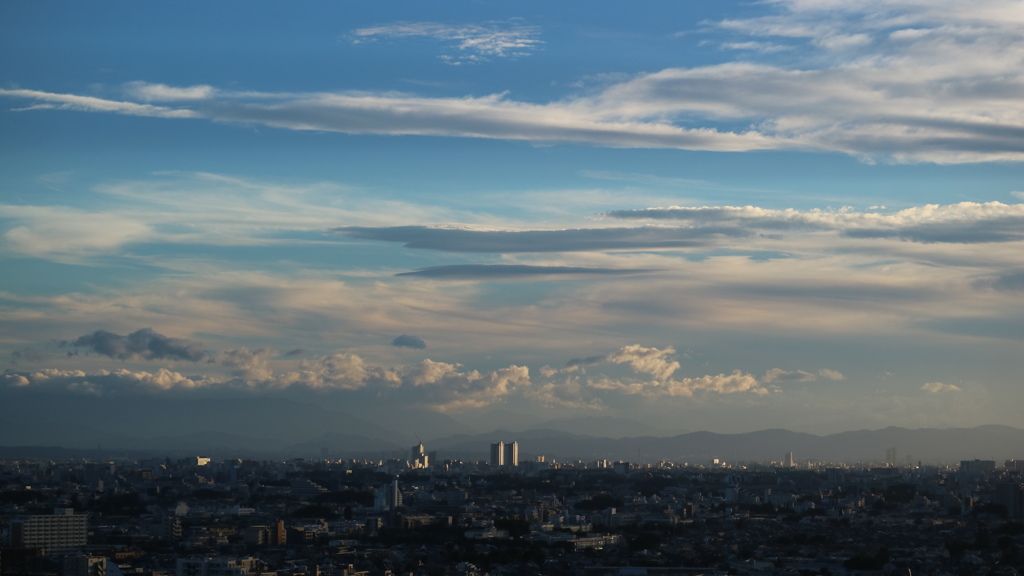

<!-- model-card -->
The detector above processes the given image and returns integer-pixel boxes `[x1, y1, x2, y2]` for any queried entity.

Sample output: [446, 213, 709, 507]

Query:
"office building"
[996, 483, 1024, 520]
[490, 441, 519, 468]
[504, 441, 519, 468]
[374, 478, 402, 511]
[490, 442, 504, 467]
[960, 460, 996, 475]
[411, 443, 429, 469]
[10, 508, 87, 553]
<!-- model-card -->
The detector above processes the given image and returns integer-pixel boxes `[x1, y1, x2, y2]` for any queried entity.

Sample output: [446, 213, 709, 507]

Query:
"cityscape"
[1, 440, 1023, 576]
[3, 0, 1024, 575]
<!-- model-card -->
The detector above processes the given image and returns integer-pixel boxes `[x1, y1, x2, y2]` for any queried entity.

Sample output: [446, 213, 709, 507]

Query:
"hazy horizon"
[2, 1, 1023, 438]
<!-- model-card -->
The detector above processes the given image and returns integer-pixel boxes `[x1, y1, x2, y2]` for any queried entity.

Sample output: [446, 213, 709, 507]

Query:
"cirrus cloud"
[8, 0, 1024, 172]
[350, 20, 543, 63]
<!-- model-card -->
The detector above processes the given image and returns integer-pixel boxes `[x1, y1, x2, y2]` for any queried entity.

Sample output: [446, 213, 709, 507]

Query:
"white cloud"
[350, 20, 542, 63]
[3, 0, 1022, 163]
[721, 41, 793, 53]
[219, 347, 274, 381]
[921, 381, 962, 393]
[0, 88, 197, 118]
[764, 368, 846, 383]
[7, 2, 1023, 170]
[562, 345, 765, 397]
[3, 367, 211, 394]
[763, 368, 817, 383]
[605, 345, 681, 381]
[2, 205, 154, 258]
[590, 370, 764, 397]
[125, 82, 215, 102]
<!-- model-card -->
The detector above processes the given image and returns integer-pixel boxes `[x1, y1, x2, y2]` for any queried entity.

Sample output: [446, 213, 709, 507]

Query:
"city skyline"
[2, 1, 1023, 437]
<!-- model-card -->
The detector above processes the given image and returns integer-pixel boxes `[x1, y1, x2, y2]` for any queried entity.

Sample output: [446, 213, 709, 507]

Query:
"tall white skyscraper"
[504, 441, 519, 468]
[490, 441, 504, 467]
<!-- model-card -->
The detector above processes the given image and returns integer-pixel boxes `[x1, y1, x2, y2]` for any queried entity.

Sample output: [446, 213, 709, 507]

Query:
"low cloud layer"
[4, 343, 831, 411]
[71, 329, 207, 362]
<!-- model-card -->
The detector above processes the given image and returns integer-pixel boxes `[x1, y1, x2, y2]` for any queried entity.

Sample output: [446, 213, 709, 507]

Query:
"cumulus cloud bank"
[2, 368, 209, 395]
[5, 343, 815, 410]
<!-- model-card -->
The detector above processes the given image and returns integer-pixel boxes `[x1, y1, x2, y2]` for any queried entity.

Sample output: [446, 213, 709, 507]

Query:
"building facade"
[10, 508, 87, 553]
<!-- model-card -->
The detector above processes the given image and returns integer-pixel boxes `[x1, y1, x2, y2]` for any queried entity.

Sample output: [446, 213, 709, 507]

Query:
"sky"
[1, 0, 1022, 438]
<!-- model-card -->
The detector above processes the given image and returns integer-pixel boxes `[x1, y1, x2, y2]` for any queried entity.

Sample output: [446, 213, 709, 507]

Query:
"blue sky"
[1, 0, 1023, 437]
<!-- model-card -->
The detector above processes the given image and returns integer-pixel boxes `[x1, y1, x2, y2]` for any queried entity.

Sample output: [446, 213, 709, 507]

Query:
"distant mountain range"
[0, 394, 1020, 463]
[426, 425, 1024, 465]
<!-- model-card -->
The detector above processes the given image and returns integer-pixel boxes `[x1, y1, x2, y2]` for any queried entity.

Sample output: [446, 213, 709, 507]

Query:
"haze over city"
[2, 0, 1023, 447]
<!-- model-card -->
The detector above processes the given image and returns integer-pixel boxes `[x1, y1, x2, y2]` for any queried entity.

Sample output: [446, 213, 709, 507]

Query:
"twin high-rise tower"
[489, 441, 519, 468]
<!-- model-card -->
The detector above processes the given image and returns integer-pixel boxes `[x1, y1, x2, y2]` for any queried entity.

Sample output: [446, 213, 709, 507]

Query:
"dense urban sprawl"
[2, 450, 1023, 576]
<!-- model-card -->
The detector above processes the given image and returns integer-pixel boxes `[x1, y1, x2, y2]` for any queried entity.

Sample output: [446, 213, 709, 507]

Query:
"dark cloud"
[566, 355, 608, 368]
[719, 282, 931, 303]
[397, 264, 658, 279]
[604, 208, 826, 231]
[10, 348, 48, 364]
[987, 271, 1024, 292]
[606, 204, 1024, 244]
[283, 348, 307, 357]
[919, 317, 1024, 341]
[72, 328, 207, 362]
[334, 225, 749, 253]
[392, 335, 427, 349]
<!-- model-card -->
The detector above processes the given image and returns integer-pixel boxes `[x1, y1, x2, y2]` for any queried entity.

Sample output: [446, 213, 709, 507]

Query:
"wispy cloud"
[605, 202, 1024, 244]
[3, 0, 1023, 162]
[397, 264, 658, 279]
[337, 225, 751, 253]
[124, 82, 216, 102]
[0, 88, 196, 118]
[764, 368, 846, 383]
[2, 205, 154, 259]
[350, 20, 542, 64]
